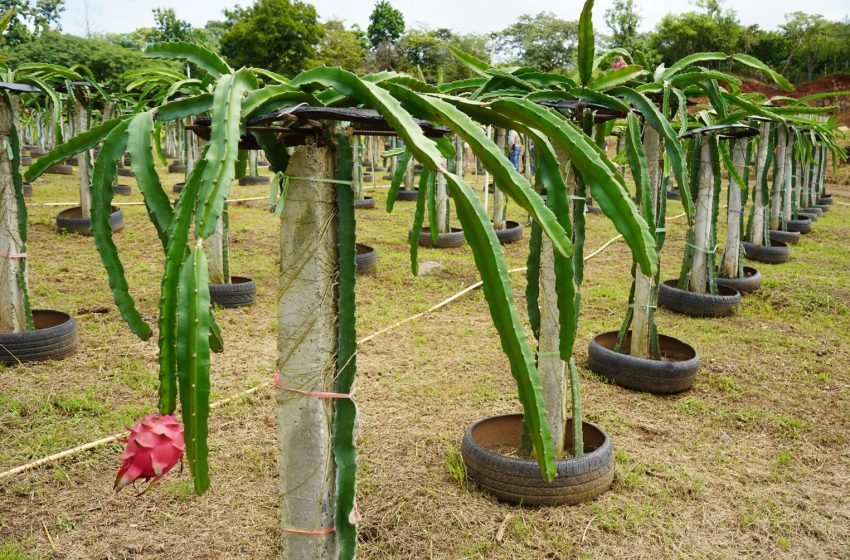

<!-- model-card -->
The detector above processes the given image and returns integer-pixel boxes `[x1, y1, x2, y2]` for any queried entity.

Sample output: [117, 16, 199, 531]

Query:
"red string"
[0, 252, 26, 259]
[273, 371, 352, 399]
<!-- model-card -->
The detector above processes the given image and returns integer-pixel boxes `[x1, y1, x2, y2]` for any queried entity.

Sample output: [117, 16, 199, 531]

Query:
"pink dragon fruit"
[115, 414, 185, 492]
[612, 57, 627, 70]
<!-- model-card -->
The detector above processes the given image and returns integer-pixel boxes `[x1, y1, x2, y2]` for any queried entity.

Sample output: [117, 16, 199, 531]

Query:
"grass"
[0, 156, 849, 558]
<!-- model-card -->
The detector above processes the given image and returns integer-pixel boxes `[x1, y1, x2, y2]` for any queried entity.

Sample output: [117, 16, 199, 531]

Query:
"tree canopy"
[220, 0, 323, 77]
[367, 0, 404, 48]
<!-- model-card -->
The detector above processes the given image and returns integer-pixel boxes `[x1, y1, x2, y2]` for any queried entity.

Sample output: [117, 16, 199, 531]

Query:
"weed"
[444, 444, 466, 490]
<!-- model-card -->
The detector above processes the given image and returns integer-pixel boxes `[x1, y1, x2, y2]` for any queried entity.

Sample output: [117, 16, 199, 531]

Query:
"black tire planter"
[354, 196, 376, 209]
[742, 240, 790, 264]
[20, 155, 31, 166]
[769, 229, 800, 245]
[209, 276, 256, 308]
[494, 220, 524, 244]
[46, 164, 73, 175]
[362, 173, 374, 182]
[658, 279, 741, 317]
[586, 205, 603, 215]
[28, 150, 46, 158]
[587, 331, 700, 394]
[173, 183, 184, 194]
[0, 310, 79, 365]
[168, 163, 186, 174]
[355, 243, 378, 275]
[238, 175, 270, 186]
[667, 189, 681, 200]
[814, 204, 829, 213]
[417, 227, 465, 249]
[800, 207, 822, 217]
[786, 217, 812, 234]
[461, 414, 614, 506]
[818, 196, 832, 206]
[117, 167, 133, 177]
[123, 156, 131, 166]
[716, 266, 762, 294]
[381, 174, 393, 181]
[66, 157, 79, 166]
[22, 183, 32, 198]
[56, 206, 124, 236]
[394, 189, 418, 202]
[797, 211, 818, 223]
[112, 184, 132, 196]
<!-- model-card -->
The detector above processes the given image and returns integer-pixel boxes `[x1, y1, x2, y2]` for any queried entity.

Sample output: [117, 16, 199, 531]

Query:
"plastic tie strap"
[281, 525, 335, 537]
[0, 251, 26, 258]
[568, 195, 586, 201]
[273, 371, 352, 399]
[686, 243, 716, 254]
[285, 175, 353, 186]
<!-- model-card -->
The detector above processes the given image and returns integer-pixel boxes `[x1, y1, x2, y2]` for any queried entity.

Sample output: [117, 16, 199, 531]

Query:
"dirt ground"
[1, 155, 849, 559]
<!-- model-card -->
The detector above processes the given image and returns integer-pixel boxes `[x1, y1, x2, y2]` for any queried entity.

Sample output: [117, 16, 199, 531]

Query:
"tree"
[308, 20, 365, 73]
[605, 0, 640, 51]
[648, 2, 743, 66]
[397, 28, 488, 83]
[0, 0, 64, 46]
[367, 0, 404, 48]
[220, 0, 323, 76]
[497, 12, 579, 72]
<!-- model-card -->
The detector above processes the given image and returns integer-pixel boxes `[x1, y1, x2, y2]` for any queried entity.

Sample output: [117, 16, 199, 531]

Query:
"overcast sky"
[61, 0, 849, 37]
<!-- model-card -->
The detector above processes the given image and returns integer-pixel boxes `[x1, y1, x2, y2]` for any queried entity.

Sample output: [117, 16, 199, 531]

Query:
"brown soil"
[1, 166, 849, 559]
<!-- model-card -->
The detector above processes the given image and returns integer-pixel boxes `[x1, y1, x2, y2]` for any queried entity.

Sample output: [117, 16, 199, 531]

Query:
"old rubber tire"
[46, 164, 73, 175]
[770, 229, 800, 245]
[394, 189, 418, 202]
[494, 220, 524, 244]
[716, 266, 762, 294]
[355, 243, 378, 275]
[658, 279, 740, 317]
[20, 155, 31, 166]
[362, 173, 373, 182]
[66, 157, 79, 166]
[800, 207, 822, 217]
[417, 227, 465, 249]
[742, 241, 790, 264]
[461, 414, 614, 506]
[797, 211, 818, 223]
[22, 183, 32, 198]
[587, 331, 700, 394]
[814, 204, 829, 213]
[117, 167, 133, 177]
[586, 205, 603, 215]
[173, 183, 184, 194]
[28, 149, 46, 158]
[0, 310, 79, 365]
[56, 206, 124, 236]
[209, 276, 256, 308]
[238, 175, 269, 186]
[667, 189, 681, 200]
[354, 197, 376, 209]
[818, 196, 832, 205]
[786, 217, 812, 234]
[112, 184, 132, 196]
[168, 163, 186, 174]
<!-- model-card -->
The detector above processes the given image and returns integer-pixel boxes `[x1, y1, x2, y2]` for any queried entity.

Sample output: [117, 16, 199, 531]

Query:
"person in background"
[508, 129, 522, 171]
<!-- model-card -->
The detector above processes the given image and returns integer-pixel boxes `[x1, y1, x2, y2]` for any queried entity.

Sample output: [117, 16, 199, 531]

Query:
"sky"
[60, 0, 849, 37]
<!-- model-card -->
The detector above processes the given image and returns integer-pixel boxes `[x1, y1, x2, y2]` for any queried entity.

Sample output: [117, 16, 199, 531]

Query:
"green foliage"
[367, 0, 405, 48]
[2, 32, 157, 90]
[220, 0, 322, 77]
[498, 12, 578, 72]
[397, 28, 489, 83]
[308, 19, 365, 73]
[0, 0, 62, 47]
